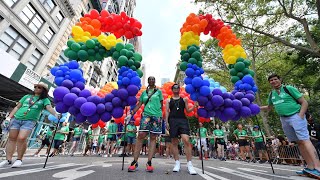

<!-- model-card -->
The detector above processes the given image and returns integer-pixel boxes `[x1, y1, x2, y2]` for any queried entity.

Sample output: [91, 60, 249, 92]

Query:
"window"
[86, 3, 91, 11]
[56, 11, 64, 24]
[42, 27, 54, 44]
[3, 0, 18, 7]
[0, 26, 30, 60]
[26, 49, 42, 70]
[39, 0, 56, 12]
[20, 4, 45, 33]
[56, 54, 68, 66]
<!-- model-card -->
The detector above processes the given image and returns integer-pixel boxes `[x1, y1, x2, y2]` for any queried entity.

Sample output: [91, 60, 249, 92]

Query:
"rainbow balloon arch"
[50, 10, 260, 127]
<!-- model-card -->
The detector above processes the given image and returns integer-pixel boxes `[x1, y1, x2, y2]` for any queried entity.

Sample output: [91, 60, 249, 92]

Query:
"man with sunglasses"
[165, 83, 198, 175]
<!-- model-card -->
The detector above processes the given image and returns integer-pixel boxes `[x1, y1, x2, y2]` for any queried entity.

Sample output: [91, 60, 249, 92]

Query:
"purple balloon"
[246, 90, 255, 95]
[234, 92, 245, 100]
[111, 89, 118, 97]
[55, 102, 69, 113]
[208, 110, 215, 117]
[61, 80, 74, 89]
[74, 97, 87, 109]
[105, 93, 115, 102]
[204, 101, 214, 111]
[87, 114, 100, 124]
[127, 96, 137, 106]
[198, 96, 209, 106]
[53, 87, 70, 101]
[79, 89, 91, 98]
[232, 99, 243, 111]
[241, 98, 251, 106]
[105, 102, 113, 112]
[232, 113, 241, 121]
[127, 85, 139, 96]
[101, 112, 112, 122]
[70, 87, 81, 95]
[223, 107, 237, 119]
[207, 93, 213, 100]
[75, 113, 87, 124]
[211, 95, 224, 107]
[245, 94, 255, 102]
[121, 101, 128, 108]
[68, 106, 79, 116]
[219, 113, 228, 122]
[231, 90, 238, 95]
[74, 82, 85, 90]
[222, 93, 230, 99]
[212, 88, 223, 96]
[96, 103, 106, 114]
[112, 107, 124, 118]
[80, 102, 97, 116]
[118, 89, 129, 100]
[197, 108, 207, 118]
[215, 110, 222, 117]
[229, 94, 235, 100]
[112, 97, 122, 107]
[63, 93, 78, 106]
[88, 95, 101, 104]
[240, 106, 251, 117]
[249, 103, 260, 115]
[224, 98, 233, 107]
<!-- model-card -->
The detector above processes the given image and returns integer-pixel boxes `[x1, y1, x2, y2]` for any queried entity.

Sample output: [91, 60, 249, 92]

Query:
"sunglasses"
[34, 86, 43, 89]
[172, 85, 180, 89]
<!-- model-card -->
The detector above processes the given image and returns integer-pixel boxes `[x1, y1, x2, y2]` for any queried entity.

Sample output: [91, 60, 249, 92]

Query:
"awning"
[0, 74, 32, 102]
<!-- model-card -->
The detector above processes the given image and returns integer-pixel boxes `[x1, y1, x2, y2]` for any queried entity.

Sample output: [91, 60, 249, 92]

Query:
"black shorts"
[168, 118, 190, 138]
[120, 141, 127, 146]
[53, 140, 64, 149]
[42, 138, 50, 146]
[238, 139, 249, 147]
[255, 142, 266, 150]
[164, 136, 172, 143]
[107, 135, 116, 142]
[72, 137, 80, 142]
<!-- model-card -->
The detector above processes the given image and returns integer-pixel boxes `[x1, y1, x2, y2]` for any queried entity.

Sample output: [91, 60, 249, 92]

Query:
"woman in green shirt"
[0, 82, 59, 168]
[252, 125, 269, 163]
[69, 124, 83, 156]
[214, 124, 226, 161]
[233, 123, 254, 162]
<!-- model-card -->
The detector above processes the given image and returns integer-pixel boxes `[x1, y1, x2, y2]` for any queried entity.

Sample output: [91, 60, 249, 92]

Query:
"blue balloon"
[70, 69, 83, 80]
[130, 76, 141, 86]
[122, 77, 130, 85]
[54, 77, 65, 86]
[50, 66, 59, 76]
[192, 77, 202, 88]
[199, 86, 210, 96]
[190, 92, 199, 101]
[202, 80, 210, 87]
[185, 84, 195, 94]
[184, 77, 193, 85]
[60, 66, 69, 73]
[68, 60, 79, 69]
[185, 68, 195, 77]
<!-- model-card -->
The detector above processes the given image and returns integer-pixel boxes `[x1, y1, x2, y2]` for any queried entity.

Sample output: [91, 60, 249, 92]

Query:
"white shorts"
[197, 138, 208, 151]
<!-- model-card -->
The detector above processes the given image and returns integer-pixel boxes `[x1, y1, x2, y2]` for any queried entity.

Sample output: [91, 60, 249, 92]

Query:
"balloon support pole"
[43, 122, 59, 168]
[122, 107, 128, 171]
[253, 116, 275, 174]
[198, 125, 204, 174]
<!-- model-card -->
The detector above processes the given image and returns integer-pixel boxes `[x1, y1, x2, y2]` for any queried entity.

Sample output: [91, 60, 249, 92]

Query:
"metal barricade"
[0, 133, 8, 156]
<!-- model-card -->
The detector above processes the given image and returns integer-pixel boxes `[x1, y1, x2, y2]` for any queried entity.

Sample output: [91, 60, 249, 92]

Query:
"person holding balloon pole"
[128, 76, 163, 173]
[165, 83, 198, 175]
[0, 82, 60, 168]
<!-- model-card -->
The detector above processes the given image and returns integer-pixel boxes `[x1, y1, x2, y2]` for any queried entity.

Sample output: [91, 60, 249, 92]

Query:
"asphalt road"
[0, 155, 313, 180]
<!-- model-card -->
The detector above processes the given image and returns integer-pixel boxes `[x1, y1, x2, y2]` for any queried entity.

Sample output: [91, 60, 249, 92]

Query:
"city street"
[0, 155, 311, 180]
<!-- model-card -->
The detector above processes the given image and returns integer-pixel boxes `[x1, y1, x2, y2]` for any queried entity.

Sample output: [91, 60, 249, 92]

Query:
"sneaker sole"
[305, 172, 320, 179]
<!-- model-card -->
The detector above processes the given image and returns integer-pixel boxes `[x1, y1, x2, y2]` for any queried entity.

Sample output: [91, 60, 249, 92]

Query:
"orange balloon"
[91, 19, 101, 29]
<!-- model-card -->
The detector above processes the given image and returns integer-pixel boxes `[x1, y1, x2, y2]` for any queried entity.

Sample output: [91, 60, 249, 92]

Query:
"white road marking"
[52, 165, 95, 180]
[238, 167, 300, 179]
[193, 167, 230, 180]
[224, 160, 298, 172]
[0, 162, 54, 170]
[207, 166, 270, 180]
[102, 163, 112, 167]
[0, 163, 81, 178]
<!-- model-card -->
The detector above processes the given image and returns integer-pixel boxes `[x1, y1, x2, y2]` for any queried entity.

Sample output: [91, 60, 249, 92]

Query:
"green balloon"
[188, 58, 197, 64]
[229, 68, 237, 76]
[95, 53, 103, 61]
[67, 40, 75, 48]
[228, 64, 234, 69]
[191, 51, 201, 60]
[180, 62, 188, 71]
[128, 49, 135, 53]
[120, 49, 128, 56]
[134, 61, 141, 69]
[81, 45, 88, 51]
[125, 43, 134, 50]
[128, 59, 134, 66]
[86, 40, 95, 49]
[67, 50, 78, 59]
[87, 49, 95, 56]
[64, 48, 70, 57]
[88, 56, 95, 62]
[136, 69, 143, 78]
[78, 50, 88, 61]
[248, 69, 255, 77]
[234, 62, 245, 71]
[118, 56, 128, 66]
[236, 57, 245, 63]
[188, 46, 197, 54]
[92, 38, 98, 42]
[133, 53, 142, 62]
[117, 63, 122, 68]
[78, 42, 85, 46]
[126, 51, 133, 58]
[197, 61, 202, 68]
[130, 65, 137, 71]
[106, 50, 112, 57]
[112, 51, 120, 60]
[182, 53, 190, 61]
[110, 47, 116, 54]
[243, 60, 251, 67]
[99, 48, 106, 56]
[231, 76, 240, 84]
[180, 50, 187, 56]
[115, 43, 125, 52]
[71, 43, 81, 52]
[237, 72, 244, 79]
[242, 68, 249, 75]
[192, 44, 200, 50]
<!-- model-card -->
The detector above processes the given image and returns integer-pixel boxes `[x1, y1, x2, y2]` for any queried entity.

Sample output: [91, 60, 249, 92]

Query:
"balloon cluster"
[179, 13, 260, 122]
[97, 82, 118, 97]
[50, 60, 85, 86]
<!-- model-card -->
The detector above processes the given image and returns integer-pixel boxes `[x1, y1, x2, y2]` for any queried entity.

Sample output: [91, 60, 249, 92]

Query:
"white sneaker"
[34, 154, 40, 157]
[173, 161, 180, 172]
[11, 160, 22, 168]
[187, 162, 197, 175]
[110, 154, 112, 157]
[0, 160, 11, 167]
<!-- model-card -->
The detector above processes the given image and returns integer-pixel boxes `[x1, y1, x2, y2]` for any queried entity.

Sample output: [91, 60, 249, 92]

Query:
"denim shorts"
[72, 137, 80, 142]
[127, 136, 136, 144]
[9, 118, 37, 131]
[280, 113, 310, 142]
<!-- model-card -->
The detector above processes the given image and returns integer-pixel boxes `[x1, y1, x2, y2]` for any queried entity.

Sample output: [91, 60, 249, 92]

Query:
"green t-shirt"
[98, 135, 105, 143]
[190, 138, 196, 145]
[268, 85, 302, 116]
[143, 138, 148, 144]
[126, 124, 136, 137]
[252, 131, 264, 142]
[233, 129, 247, 138]
[209, 138, 215, 144]
[86, 130, 93, 140]
[15, 95, 51, 121]
[54, 126, 69, 140]
[214, 129, 225, 142]
[160, 137, 165, 142]
[139, 89, 163, 118]
[73, 127, 82, 137]
[46, 129, 53, 138]
[198, 127, 207, 138]
[107, 123, 118, 138]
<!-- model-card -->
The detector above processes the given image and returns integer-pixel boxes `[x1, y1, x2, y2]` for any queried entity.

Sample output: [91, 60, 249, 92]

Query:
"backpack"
[269, 86, 299, 104]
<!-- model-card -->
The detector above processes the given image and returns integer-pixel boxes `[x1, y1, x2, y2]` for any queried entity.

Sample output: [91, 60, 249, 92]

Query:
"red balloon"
[133, 21, 142, 29]
[125, 31, 133, 39]
[90, 9, 100, 19]
[105, 17, 113, 24]
[134, 118, 140, 126]
[92, 123, 99, 129]
[120, 12, 127, 18]
[100, 9, 110, 17]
